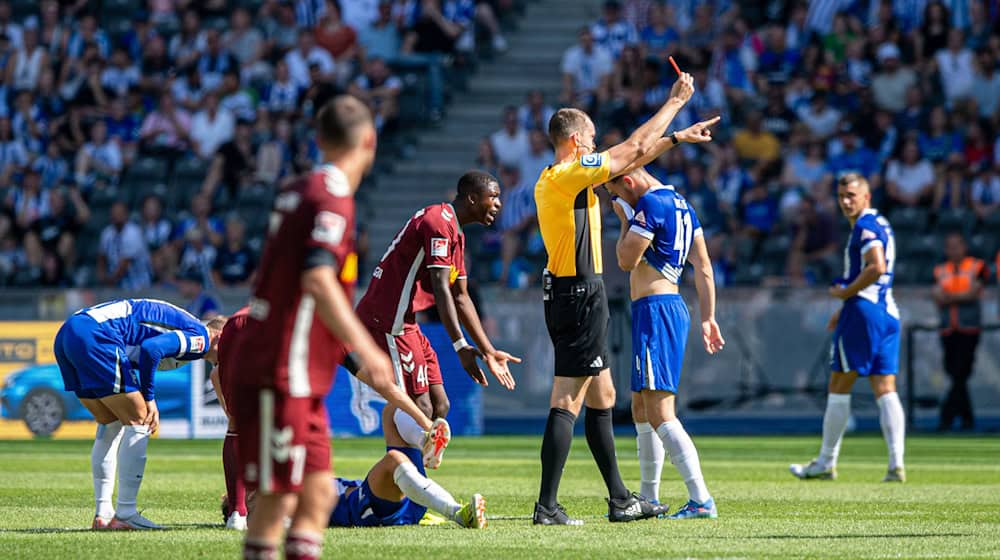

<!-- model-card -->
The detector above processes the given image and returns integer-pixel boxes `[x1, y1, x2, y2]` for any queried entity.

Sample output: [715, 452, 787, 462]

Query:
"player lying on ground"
[53, 298, 225, 530]
[607, 164, 724, 520]
[232, 405, 485, 529]
[790, 173, 906, 482]
[210, 308, 447, 530]
[356, 170, 520, 466]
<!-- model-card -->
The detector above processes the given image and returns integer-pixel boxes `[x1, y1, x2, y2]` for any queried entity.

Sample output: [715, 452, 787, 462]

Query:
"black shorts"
[543, 272, 610, 377]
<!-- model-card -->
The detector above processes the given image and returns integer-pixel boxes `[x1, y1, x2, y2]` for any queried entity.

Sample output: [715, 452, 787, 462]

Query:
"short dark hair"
[456, 170, 498, 198]
[315, 94, 373, 149]
[837, 171, 868, 189]
[548, 108, 590, 145]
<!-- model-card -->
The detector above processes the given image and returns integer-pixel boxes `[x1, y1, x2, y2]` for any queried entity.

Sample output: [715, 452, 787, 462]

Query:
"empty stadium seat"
[935, 207, 973, 234]
[888, 207, 929, 233]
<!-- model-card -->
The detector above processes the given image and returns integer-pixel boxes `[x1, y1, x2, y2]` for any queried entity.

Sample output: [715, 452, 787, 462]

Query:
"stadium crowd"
[474, 0, 1000, 288]
[1, 0, 999, 292]
[0, 0, 516, 290]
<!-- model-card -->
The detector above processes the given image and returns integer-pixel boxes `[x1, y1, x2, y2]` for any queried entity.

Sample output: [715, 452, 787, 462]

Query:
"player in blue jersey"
[53, 299, 227, 529]
[607, 165, 725, 520]
[242, 405, 486, 530]
[790, 172, 906, 482]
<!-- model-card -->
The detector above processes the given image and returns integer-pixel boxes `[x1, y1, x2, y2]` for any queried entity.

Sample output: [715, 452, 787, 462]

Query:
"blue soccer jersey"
[830, 209, 900, 376]
[55, 299, 210, 400]
[628, 185, 703, 283]
[839, 209, 898, 319]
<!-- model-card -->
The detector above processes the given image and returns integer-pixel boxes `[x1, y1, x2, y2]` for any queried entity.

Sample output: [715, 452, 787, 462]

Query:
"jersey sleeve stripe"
[287, 295, 316, 398]
[693, 227, 704, 238]
[628, 225, 655, 240]
[175, 330, 188, 355]
[861, 239, 884, 255]
[425, 265, 451, 269]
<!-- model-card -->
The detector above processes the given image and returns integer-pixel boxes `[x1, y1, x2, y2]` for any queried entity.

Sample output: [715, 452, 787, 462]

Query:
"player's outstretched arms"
[687, 235, 725, 354]
[451, 278, 519, 390]
[429, 268, 489, 386]
[302, 264, 394, 396]
[606, 73, 694, 179]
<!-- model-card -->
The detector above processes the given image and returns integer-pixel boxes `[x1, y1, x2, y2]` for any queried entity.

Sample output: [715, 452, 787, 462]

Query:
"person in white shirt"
[75, 120, 123, 190]
[519, 129, 554, 188]
[219, 70, 256, 121]
[100, 47, 141, 98]
[190, 92, 235, 160]
[7, 21, 46, 91]
[797, 93, 842, 138]
[97, 201, 153, 290]
[886, 139, 935, 208]
[561, 27, 614, 110]
[489, 106, 531, 169]
[284, 30, 336, 89]
[934, 28, 975, 106]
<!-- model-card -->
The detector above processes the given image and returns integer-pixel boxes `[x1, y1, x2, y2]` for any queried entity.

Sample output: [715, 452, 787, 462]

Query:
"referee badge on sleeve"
[581, 154, 603, 167]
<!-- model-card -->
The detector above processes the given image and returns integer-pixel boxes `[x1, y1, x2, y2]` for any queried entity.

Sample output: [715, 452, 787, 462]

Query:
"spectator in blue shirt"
[178, 266, 222, 320]
[828, 123, 880, 179]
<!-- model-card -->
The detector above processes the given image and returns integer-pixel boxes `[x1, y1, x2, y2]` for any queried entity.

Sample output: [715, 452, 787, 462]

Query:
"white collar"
[647, 183, 675, 193]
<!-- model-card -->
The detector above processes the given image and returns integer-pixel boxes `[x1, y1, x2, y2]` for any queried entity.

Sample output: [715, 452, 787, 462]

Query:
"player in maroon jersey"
[356, 170, 520, 458]
[226, 95, 396, 560]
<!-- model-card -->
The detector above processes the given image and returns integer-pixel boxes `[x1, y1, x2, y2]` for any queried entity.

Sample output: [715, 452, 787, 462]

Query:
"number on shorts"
[289, 445, 306, 486]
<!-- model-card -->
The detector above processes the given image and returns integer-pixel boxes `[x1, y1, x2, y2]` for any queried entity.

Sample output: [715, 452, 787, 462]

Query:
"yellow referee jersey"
[534, 151, 612, 277]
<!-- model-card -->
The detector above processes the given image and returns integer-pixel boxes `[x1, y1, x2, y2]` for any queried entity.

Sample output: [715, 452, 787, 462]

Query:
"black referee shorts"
[543, 271, 610, 377]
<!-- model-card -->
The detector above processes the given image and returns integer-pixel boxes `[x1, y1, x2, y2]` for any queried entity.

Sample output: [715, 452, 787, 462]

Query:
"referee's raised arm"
[605, 72, 694, 179]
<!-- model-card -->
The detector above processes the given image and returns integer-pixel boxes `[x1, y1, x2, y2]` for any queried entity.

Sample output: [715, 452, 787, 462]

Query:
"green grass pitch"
[1, 434, 998, 559]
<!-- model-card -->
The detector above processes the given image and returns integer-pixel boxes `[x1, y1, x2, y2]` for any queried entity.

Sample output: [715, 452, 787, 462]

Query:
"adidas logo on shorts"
[589, 356, 604, 368]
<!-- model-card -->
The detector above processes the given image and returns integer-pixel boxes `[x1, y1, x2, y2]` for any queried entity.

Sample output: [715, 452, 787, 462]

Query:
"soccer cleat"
[422, 418, 451, 470]
[456, 494, 487, 529]
[607, 493, 670, 523]
[91, 516, 112, 530]
[225, 511, 247, 531]
[419, 511, 449, 526]
[109, 511, 163, 530]
[532, 502, 583, 526]
[789, 460, 837, 480]
[882, 467, 906, 483]
[668, 498, 718, 519]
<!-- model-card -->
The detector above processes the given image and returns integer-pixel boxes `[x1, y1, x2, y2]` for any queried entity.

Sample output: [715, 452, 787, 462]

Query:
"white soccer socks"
[656, 420, 711, 504]
[818, 393, 851, 469]
[392, 460, 461, 520]
[876, 392, 906, 470]
[115, 424, 150, 519]
[393, 409, 427, 449]
[92, 420, 124, 519]
[635, 422, 664, 502]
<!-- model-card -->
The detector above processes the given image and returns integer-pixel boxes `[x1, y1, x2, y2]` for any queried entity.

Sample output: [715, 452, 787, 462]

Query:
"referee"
[531, 72, 701, 525]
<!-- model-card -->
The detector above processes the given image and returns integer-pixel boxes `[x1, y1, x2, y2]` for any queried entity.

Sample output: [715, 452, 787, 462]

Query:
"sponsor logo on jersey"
[431, 237, 449, 257]
[581, 153, 603, 167]
[189, 335, 206, 354]
[633, 210, 647, 227]
[312, 211, 347, 245]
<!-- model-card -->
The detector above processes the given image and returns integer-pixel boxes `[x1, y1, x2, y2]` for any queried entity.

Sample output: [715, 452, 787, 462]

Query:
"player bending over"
[790, 172, 905, 482]
[356, 170, 520, 465]
[211, 308, 447, 530]
[54, 298, 225, 530]
[608, 165, 723, 520]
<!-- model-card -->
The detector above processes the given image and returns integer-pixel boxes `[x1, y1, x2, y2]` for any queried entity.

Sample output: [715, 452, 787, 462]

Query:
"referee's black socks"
[585, 406, 630, 501]
[538, 407, 576, 509]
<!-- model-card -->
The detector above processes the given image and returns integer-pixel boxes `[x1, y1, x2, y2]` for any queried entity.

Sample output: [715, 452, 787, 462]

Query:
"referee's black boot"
[607, 493, 669, 522]
[532, 502, 583, 526]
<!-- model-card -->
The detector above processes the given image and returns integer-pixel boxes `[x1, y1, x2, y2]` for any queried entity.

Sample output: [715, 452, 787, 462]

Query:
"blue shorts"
[630, 294, 690, 393]
[830, 299, 900, 376]
[329, 478, 424, 527]
[54, 314, 139, 399]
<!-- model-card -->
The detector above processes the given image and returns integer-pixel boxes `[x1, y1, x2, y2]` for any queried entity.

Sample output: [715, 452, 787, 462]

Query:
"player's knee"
[630, 394, 646, 423]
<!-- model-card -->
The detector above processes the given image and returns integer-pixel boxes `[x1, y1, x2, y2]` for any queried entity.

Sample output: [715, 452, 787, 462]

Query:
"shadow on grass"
[713, 533, 972, 540]
[1, 523, 222, 534]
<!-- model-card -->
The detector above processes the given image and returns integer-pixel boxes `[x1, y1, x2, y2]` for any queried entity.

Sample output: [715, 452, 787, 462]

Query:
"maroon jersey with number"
[357, 203, 466, 335]
[232, 164, 358, 397]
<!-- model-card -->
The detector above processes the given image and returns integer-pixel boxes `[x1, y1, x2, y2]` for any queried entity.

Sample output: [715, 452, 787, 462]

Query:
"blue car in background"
[1, 363, 193, 436]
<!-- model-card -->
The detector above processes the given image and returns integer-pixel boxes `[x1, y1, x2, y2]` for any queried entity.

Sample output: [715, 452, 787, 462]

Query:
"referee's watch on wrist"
[670, 132, 679, 145]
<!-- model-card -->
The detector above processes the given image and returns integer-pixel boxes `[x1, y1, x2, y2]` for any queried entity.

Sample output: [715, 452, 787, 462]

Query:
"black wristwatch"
[670, 132, 679, 145]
